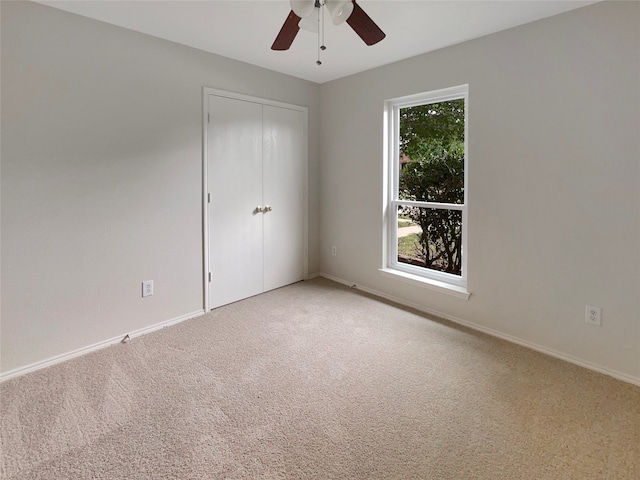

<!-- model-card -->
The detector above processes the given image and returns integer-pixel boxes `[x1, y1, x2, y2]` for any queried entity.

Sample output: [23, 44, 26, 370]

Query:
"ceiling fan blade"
[271, 10, 302, 51]
[346, 1, 385, 46]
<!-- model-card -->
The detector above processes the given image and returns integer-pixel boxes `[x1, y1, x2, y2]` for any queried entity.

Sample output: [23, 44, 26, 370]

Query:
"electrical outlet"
[142, 280, 154, 297]
[331, 246, 337, 256]
[585, 305, 601, 326]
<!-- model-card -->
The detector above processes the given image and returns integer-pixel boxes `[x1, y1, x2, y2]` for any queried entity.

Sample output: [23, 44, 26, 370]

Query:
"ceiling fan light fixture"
[325, 0, 354, 25]
[290, 0, 314, 18]
[299, 15, 319, 33]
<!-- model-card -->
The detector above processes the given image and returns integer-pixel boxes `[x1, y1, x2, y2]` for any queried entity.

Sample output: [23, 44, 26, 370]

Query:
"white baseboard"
[0, 309, 205, 383]
[5, 276, 638, 388]
[317, 272, 640, 387]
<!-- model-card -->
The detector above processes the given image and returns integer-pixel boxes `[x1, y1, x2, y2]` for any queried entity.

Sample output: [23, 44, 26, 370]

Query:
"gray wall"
[318, 1, 640, 382]
[1, 1, 320, 374]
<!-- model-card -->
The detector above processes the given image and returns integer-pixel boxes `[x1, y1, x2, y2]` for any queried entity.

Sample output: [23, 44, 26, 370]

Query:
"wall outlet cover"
[142, 280, 154, 297]
[585, 305, 601, 326]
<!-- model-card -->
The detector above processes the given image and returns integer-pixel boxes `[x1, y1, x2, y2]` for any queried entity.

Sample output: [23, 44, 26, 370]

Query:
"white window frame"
[381, 85, 469, 298]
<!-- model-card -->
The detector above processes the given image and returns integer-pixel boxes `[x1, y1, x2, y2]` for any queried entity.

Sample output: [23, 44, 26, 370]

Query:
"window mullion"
[395, 200, 464, 211]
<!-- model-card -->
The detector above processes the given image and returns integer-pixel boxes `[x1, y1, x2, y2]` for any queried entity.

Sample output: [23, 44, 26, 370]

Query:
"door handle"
[255, 206, 265, 213]
[264, 205, 272, 212]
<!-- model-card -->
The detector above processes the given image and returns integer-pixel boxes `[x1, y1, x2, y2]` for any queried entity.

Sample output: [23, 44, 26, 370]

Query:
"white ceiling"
[37, 0, 598, 84]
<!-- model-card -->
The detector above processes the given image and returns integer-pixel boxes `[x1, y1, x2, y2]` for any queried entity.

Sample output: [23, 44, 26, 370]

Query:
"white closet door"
[208, 95, 264, 308]
[262, 105, 305, 291]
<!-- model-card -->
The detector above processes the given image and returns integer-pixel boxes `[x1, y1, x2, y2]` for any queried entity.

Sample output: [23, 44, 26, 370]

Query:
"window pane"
[398, 100, 465, 204]
[397, 211, 425, 266]
[397, 206, 462, 276]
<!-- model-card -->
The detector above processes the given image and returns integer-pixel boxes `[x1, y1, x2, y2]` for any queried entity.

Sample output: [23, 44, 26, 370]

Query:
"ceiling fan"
[271, 0, 386, 51]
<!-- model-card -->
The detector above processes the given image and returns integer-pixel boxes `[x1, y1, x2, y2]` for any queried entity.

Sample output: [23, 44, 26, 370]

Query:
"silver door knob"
[255, 206, 264, 213]
[264, 205, 272, 212]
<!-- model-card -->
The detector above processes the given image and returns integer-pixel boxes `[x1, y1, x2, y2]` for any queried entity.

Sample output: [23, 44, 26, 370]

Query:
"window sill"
[378, 268, 471, 300]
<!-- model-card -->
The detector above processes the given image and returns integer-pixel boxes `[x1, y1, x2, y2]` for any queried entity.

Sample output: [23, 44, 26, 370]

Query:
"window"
[383, 85, 468, 295]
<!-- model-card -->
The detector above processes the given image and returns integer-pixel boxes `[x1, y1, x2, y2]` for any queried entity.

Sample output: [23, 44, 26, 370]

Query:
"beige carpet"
[1, 278, 639, 479]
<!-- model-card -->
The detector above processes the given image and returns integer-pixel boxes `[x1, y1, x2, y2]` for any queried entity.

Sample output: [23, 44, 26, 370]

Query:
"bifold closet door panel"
[262, 105, 305, 292]
[208, 95, 264, 308]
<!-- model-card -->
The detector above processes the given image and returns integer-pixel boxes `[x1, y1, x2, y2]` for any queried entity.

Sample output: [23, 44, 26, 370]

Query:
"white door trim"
[202, 87, 309, 312]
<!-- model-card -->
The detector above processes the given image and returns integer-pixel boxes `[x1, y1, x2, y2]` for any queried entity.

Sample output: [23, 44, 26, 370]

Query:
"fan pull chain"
[321, 3, 326, 51]
[316, 1, 326, 66]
